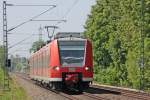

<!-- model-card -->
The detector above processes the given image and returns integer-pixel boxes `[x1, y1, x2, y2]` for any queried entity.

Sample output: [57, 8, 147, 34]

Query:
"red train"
[29, 32, 93, 92]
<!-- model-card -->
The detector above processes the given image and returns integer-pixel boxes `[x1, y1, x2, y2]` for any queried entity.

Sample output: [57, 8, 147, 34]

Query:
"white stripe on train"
[30, 75, 92, 83]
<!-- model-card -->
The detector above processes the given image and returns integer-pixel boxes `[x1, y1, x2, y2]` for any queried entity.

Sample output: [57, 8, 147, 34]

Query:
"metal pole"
[3, 1, 10, 91]
[140, 0, 145, 90]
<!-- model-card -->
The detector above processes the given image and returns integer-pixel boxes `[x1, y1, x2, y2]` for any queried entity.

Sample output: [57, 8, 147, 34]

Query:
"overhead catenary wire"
[8, 5, 56, 32]
[7, 4, 56, 7]
[56, 0, 79, 25]
[62, 0, 79, 19]
[7, 0, 79, 56]
[47, 0, 79, 39]
[9, 49, 29, 55]
[8, 32, 32, 35]
[31, 19, 67, 22]
[8, 34, 35, 49]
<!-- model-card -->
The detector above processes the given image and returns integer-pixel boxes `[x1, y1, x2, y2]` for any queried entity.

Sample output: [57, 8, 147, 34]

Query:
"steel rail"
[83, 92, 109, 100]
[92, 85, 150, 100]
[15, 73, 79, 100]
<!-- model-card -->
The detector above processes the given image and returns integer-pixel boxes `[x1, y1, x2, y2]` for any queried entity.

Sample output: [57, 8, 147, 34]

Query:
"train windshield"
[58, 41, 85, 67]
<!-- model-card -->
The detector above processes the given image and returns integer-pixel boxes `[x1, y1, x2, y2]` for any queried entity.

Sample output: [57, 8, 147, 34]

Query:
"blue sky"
[0, 0, 95, 57]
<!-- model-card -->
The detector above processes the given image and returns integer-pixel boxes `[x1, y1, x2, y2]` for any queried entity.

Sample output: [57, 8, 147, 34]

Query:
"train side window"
[36, 55, 37, 68]
[40, 54, 41, 68]
[34, 57, 35, 68]
[42, 52, 44, 68]
[39, 54, 41, 68]
[45, 51, 47, 68]
[33, 57, 35, 68]
[41, 53, 42, 68]
[43, 51, 45, 68]
[34, 56, 35, 68]
[38, 54, 40, 68]
[40, 53, 42, 68]
[35, 56, 36, 68]
[36, 56, 37, 67]
[46, 50, 47, 68]
[44, 51, 46, 67]
[48, 46, 50, 66]
[47, 50, 49, 68]
[33, 57, 34, 68]
[29, 59, 31, 70]
[46, 50, 47, 67]
[38, 54, 39, 68]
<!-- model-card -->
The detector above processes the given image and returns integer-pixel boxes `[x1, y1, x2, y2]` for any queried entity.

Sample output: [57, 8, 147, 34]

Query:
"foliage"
[84, 0, 150, 90]
[0, 70, 29, 100]
[0, 46, 4, 67]
[30, 40, 45, 53]
[0, 46, 4, 88]
[0, 46, 29, 100]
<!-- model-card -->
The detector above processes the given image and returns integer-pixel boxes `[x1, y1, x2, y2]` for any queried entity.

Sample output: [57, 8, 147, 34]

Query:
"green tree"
[30, 40, 45, 53]
[84, 0, 150, 90]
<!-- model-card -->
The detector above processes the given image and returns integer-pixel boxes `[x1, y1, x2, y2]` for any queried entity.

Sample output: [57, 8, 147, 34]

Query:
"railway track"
[14, 73, 150, 100]
[15, 73, 78, 100]
[82, 92, 109, 100]
[15, 73, 108, 100]
[92, 84, 150, 100]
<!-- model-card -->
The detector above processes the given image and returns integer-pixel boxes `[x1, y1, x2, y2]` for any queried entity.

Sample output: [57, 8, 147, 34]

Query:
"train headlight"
[85, 66, 92, 71]
[53, 66, 60, 71]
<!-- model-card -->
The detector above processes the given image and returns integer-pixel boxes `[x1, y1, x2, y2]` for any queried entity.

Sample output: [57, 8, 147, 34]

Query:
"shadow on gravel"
[61, 88, 83, 95]
[84, 87, 121, 95]
[59, 87, 121, 96]
[33, 81, 121, 96]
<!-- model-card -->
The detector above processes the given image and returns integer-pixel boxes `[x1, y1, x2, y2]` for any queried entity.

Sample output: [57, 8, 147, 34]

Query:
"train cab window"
[58, 40, 85, 67]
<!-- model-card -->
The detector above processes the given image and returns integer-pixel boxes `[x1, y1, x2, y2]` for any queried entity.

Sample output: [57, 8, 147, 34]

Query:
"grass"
[0, 67, 30, 100]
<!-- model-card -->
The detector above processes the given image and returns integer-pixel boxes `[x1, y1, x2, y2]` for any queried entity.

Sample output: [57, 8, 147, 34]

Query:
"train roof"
[53, 32, 84, 39]
[30, 32, 87, 58]
[30, 43, 50, 58]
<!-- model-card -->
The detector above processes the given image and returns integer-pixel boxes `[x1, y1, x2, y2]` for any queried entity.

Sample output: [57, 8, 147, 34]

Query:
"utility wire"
[8, 34, 35, 49]
[9, 49, 29, 55]
[56, 0, 79, 25]
[8, 33, 46, 36]
[8, 5, 56, 32]
[48, 0, 79, 38]
[8, 4, 55, 7]
[31, 19, 66, 22]
[62, 0, 79, 19]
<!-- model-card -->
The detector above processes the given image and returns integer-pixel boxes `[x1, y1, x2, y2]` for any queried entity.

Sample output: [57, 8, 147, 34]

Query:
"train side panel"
[49, 40, 61, 81]
[83, 40, 93, 81]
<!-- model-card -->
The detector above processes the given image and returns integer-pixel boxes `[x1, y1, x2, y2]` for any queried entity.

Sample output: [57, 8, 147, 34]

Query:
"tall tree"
[84, 0, 150, 90]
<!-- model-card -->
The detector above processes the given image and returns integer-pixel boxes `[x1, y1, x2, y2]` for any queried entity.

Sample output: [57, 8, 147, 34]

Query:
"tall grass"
[0, 68, 30, 100]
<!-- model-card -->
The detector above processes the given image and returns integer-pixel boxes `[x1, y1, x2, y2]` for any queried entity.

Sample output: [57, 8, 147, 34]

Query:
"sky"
[0, 0, 96, 58]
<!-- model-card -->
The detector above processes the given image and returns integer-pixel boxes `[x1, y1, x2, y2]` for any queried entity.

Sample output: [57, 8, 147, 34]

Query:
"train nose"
[65, 74, 78, 85]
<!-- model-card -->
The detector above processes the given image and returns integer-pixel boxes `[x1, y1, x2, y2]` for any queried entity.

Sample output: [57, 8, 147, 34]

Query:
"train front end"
[50, 32, 93, 91]
[59, 39, 93, 90]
